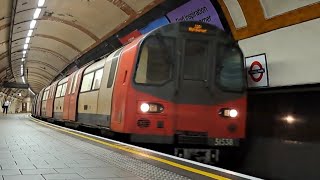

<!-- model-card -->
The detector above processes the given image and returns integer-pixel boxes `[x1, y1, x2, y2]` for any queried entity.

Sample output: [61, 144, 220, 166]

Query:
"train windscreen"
[135, 36, 175, 85]
[133, 21, 245, 103]
[216, 45, 244, 92]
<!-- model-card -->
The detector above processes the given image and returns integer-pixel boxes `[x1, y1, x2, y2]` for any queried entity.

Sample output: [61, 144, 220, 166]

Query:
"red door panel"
[46, 82, 58, 118]
[63, 73, 75, 120]
[111, 41, 139, 133]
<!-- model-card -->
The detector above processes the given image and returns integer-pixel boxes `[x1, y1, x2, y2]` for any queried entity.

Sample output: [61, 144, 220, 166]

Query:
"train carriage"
[32, 21, 246, 152]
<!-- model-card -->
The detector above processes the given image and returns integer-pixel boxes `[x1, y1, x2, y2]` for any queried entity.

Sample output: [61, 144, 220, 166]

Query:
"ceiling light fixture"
[30, 20, 37, 29]
[23, 44, 28, 49]
[22, 76, 25, 84]
[22, 50, 27, 55]
[27, 29, 33, 37]
[38, 0, 45, 7]
[21, 58, 25, 62]
[25, 37, 30, 43]
[33, 8, 41, 19]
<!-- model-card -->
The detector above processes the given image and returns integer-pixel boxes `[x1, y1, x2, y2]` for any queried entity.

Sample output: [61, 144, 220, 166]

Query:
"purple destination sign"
[166, 0, 224, 30]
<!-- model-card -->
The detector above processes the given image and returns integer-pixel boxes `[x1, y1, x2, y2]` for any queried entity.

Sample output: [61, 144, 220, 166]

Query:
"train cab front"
[127, 21, 247, 148]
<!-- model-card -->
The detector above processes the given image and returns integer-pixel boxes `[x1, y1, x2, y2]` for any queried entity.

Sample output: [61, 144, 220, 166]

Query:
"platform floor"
[0, 114, 260, 180]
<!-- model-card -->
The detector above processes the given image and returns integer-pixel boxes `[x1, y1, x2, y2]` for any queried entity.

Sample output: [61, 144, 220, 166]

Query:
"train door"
[68, 64, 92, 121]
[97, 48, 123, 127]
[63, 73, 75, 120]
[46, 82, 58, 118]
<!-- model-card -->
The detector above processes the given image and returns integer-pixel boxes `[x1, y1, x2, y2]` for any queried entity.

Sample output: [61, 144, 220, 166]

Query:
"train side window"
[92, 69, 103, 90]
[72, 71, 79, 94]
[135, 36, 174, 85]
[49, 87, 52, 99]
[68, 76, 74, 95]
[107, 58, 119, 88]
[47, 90, 50, 100]
[60, 83, 67, 97]
[80, 72, 94, 92]
[42, 91, 47, 100]
[56, 85, 62, 97]
[51, 86, 55, 98]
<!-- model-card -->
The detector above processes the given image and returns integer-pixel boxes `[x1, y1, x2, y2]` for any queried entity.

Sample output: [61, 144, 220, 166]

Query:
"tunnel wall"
[239, 18, 320, 87]
[237, 86, 320, 180]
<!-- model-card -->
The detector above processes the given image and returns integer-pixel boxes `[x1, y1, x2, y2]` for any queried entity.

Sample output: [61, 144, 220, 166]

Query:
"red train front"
[111, 21, 247, 148]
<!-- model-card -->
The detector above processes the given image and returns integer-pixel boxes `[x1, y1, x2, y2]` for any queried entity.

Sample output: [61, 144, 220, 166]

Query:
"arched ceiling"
[1, 0, 164, 96]
[0, 0, 319, 97]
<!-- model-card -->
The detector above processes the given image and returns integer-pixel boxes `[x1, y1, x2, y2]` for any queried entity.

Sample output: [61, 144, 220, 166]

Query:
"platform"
[0, 114, 261, 180]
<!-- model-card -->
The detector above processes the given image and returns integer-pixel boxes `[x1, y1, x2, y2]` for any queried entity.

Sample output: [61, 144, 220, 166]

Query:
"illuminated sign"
[166, 0, 224, 30]
[188, 24, 207, 33]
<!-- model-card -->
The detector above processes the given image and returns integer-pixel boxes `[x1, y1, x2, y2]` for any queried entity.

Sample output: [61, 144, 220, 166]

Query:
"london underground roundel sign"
[245, 54, 269, 88]
[249, 61, 265, 82]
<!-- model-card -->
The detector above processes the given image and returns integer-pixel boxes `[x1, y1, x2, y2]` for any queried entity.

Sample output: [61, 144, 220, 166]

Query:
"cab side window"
[80, 72, 94, 92]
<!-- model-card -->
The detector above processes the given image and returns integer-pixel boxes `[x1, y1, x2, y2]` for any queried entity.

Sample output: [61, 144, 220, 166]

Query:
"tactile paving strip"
[26, 120, 191, 180]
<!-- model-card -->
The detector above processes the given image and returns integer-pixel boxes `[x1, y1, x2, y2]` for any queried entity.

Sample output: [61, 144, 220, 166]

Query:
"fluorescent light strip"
[27, 30, 33, 37]
[23, 50, 27, 55]
[30, 20, 37, 29]
[24, 44, 28, 50]
[21, 58, 25, 62]
[22, 76, 25, 84]
[38, 0, 45, 7]
[25, 37, 30, 43]
[33, 8, 41, 19]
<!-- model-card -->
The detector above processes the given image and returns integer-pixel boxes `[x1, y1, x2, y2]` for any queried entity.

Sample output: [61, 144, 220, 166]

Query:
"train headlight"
[219, 108, 238, 118]
[140, 103, 150, 113]
[229, 109, 238, 118]
[140, 103, 164, 113]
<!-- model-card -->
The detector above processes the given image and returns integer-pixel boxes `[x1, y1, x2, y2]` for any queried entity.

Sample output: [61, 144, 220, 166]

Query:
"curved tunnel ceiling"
[7, 0, 164, 95]
[0, 0, 318, 97]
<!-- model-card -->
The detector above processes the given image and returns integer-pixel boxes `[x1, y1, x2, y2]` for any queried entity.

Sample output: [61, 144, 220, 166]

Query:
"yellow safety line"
[30, 117, 231, 180]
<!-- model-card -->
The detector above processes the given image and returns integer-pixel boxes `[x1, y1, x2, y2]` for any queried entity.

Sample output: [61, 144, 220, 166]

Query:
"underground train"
[32, 21, 247, 151]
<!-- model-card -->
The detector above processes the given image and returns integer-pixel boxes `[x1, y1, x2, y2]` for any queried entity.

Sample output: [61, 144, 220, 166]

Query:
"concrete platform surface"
[0, 114, 179, 180]
[0, 114, 261, 180]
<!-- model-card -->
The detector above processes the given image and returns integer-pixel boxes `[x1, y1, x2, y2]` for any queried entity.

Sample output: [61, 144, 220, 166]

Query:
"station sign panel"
[166, 0, 224, 30]
[245, 53, 269, 88]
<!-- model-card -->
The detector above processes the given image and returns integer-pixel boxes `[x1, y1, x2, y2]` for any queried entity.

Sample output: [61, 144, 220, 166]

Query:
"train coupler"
[174, 148, 220, 164]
